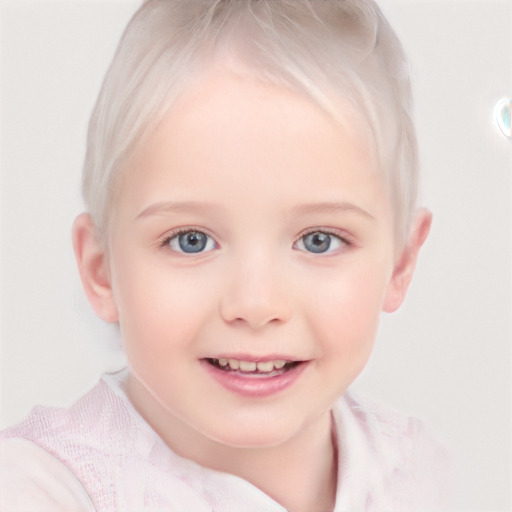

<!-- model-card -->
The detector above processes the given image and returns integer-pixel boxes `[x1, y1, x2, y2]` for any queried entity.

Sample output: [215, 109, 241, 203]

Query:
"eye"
[295, 231, 347, 254]
[166, 230, 216, 254]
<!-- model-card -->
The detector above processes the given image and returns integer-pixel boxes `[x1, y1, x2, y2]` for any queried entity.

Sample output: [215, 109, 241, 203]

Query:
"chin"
[201, 415, 305, 450]
[214, 432, 291, 450]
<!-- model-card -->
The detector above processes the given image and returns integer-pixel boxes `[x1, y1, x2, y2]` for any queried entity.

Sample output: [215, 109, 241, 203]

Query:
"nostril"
[219, 300, 292, 329]
[219, 273, 293, 328]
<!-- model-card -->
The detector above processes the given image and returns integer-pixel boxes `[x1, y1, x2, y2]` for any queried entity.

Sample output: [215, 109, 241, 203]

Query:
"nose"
[219, 255, 293, 329]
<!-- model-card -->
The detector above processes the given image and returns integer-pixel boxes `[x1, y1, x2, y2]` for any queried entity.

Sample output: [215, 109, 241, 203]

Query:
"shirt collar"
[104, 370, 383, 512]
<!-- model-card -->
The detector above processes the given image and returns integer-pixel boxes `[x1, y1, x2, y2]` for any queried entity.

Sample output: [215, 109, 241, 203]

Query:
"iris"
[177, 231, 209, 253]
[302, 232, 332, 253]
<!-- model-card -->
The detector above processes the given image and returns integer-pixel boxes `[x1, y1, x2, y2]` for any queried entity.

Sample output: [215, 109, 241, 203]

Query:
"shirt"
[0, 369, 449, 511]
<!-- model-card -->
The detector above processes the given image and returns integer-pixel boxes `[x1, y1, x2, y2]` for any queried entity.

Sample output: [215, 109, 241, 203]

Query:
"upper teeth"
[217, 358, 287, 373]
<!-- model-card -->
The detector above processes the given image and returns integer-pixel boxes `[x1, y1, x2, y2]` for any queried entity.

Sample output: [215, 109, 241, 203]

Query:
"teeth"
[228, 359, 239, 370]
[216, 358, 292, 373]
[256, 361, 274, 372]
[239, 360, 257, 372]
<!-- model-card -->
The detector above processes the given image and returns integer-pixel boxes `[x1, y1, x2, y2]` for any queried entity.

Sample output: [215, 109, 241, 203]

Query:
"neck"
[203, 413, 337, 512]
[126, 377, 338, 512]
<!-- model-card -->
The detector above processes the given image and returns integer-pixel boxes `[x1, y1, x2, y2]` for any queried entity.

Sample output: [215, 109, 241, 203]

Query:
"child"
[0, 0, 449, 510]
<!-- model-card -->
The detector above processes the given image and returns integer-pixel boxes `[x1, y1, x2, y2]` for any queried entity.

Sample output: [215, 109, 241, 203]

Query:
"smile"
[206, 358, 299, 375]
[202, 357, 309, 397]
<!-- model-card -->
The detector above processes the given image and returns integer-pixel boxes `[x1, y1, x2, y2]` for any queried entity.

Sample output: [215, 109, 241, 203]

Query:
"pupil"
[179, 231, 207, 253]
[306, 232, 330, 253]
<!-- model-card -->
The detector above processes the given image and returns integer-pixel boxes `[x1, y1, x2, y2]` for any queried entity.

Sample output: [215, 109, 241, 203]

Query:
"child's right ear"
[72, 213, 119, 323]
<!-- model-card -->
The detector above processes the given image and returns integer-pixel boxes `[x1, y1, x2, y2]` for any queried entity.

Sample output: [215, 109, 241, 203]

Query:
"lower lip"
[202, 360, 309, 398]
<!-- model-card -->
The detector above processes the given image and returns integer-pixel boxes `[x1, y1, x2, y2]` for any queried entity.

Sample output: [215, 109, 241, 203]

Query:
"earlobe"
[383, 209, 432, 313]
[72, 213, 119, 323]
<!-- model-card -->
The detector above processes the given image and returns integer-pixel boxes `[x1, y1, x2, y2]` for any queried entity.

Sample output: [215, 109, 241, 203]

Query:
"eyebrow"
[290, 201, 375, 220]
[135, 201, 222, 220]
[135, 200, 375, 221]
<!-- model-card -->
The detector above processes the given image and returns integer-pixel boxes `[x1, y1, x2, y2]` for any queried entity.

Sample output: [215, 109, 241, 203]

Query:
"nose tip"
[219, 274, 292, 329]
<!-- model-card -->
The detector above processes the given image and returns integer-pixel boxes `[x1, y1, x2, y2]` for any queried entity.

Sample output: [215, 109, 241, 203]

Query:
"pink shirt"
[0, 369, 449, 511]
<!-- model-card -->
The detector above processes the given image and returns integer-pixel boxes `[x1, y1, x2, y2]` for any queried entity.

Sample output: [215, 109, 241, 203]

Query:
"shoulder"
[340, 390, 447, 458]
[0, 372, 142, 510]
[336, 391, 451, 510]
[0, 438, 95, 512]
[0, 371, 139, 456]
[0, 371, 206, 511]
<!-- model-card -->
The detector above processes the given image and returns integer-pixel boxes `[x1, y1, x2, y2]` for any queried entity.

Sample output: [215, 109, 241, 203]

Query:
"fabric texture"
[0, 438, 95, 512]
[0, 369, 449, 511]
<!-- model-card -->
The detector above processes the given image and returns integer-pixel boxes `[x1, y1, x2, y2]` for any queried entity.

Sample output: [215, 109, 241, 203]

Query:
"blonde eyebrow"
[135, 200, 222, 220]
[135, 200, 374, 221]
[290, 201, 375, 220]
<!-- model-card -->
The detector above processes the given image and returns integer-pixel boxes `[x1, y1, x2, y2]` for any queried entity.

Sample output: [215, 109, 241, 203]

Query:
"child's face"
[91, 69, 405, 448]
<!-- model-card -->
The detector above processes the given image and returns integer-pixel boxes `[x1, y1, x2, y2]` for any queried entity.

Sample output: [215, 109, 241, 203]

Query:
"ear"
[383, 209, 432, 313]
[72, 213, 119, 323]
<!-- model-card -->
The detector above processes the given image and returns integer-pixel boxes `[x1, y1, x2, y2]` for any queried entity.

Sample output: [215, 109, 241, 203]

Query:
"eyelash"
[158, 227, 217, 250]
[294, 228, 354, 253]
[158, 227, 354, 254]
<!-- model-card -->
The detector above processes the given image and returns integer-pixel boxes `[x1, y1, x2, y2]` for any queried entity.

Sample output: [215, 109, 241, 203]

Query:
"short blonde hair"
[82, 0, 417, 246]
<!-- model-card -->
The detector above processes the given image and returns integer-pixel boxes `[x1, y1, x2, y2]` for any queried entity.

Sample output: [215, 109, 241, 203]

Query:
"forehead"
[117, 68, 390, 220]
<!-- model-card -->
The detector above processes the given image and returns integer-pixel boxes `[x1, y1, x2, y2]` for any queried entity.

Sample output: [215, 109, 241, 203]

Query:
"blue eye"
[296, 231, 345, 254]
[167, 230, 216, 253]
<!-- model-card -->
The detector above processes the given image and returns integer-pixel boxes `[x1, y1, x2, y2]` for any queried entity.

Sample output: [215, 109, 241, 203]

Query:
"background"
[0, 0, 510, 509]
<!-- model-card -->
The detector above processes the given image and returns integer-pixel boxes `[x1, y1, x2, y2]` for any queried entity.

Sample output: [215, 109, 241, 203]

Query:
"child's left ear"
[382, 209, 432, 313]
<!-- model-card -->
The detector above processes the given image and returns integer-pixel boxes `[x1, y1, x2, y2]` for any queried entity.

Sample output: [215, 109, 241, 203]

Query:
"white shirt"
[0, 369, 449, 511]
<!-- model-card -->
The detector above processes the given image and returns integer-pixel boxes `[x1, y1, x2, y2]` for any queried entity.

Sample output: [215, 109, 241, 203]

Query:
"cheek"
[304, 261, 390, 354]
[110, 252, 220, 356]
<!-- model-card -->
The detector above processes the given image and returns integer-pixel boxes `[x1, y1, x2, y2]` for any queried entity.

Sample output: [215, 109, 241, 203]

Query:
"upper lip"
[203, 354, 304, 363]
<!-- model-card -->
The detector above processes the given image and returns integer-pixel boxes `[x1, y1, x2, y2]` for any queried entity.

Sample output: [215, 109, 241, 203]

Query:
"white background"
[1, 1, 511, 509]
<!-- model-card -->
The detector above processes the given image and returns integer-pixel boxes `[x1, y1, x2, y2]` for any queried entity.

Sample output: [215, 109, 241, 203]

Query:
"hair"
[82, 0, 418, 247]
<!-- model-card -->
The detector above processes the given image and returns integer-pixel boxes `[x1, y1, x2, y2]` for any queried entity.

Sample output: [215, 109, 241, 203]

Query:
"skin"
[73, 68, 431, 512]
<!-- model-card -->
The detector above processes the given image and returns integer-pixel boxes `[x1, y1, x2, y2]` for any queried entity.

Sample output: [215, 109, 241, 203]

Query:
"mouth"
[202, 356, 309, 397]
[204, 357, 302, 377]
